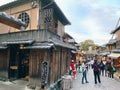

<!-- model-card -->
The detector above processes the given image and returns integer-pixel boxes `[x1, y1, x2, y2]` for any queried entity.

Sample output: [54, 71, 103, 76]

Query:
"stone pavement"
[71, 69, 120, 90]
[0, 69, 120, 90]
[0, 80, 40, 90]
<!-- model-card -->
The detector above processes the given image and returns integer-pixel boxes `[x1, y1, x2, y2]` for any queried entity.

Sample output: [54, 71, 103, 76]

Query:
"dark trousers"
[100, 69, 104, 76]
[94, 71, 101, 84]
[108, 72, 114, 78]
[82, 70, 88, 83]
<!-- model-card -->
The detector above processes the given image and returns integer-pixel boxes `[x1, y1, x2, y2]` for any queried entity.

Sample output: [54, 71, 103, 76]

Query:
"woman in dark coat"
[92, 60, 101, 84]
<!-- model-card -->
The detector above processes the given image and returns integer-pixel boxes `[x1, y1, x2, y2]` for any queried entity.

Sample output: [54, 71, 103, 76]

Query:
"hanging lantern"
[20, 44, 24, 49]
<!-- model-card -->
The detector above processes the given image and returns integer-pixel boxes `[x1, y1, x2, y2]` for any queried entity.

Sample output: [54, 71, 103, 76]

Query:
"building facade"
[0, 0, 76, 89]
[108, 26, 120, 72]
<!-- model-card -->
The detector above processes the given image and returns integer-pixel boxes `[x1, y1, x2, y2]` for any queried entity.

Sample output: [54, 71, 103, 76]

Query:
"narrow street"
[71, 69, 120, 90]
[0, 68, 120, 90]
[0, 80, 40, 90]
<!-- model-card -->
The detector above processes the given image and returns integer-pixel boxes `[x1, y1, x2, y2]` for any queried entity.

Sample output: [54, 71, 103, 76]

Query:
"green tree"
[80, 39, 96, 51]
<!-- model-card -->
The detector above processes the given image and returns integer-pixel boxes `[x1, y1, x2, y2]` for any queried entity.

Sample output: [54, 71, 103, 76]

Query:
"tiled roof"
[0, 0, 30, 11]
[111, 26, 120, 34]
[48, 39, 76, 49]
[0, 44, 7, 49]
[107, 39, 117, 45]
[25, 42, 54, 49]
[0, 0, 70, 25]
[2, 39, 34, 45]
[25, 39, 76, 50]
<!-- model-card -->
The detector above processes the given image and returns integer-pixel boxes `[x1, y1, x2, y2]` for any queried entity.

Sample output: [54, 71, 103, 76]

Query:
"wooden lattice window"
[18, 12, 30, 27]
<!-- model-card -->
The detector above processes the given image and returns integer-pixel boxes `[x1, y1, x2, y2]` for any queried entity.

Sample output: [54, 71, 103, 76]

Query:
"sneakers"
[82, 81, 89, 84]
[82, 82, 84, 84]
[95, 81, 101, 84]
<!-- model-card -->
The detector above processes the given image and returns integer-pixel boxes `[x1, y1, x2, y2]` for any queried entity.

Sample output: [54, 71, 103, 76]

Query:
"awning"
[108, 53, 120, 58]
[2, 40, 34, 45]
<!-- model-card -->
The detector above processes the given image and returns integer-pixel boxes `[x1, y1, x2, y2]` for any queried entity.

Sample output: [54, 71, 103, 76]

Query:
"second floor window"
[18, 12, 30, 27]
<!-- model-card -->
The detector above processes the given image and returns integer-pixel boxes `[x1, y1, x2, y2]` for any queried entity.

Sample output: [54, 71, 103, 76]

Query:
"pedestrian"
[70, 60, 76, 79]
[99, 60, 105, 76]
[105, 62, 109, 77]
[107, 63, 115, 78]
[92, 59, 101, 84]
[78, 60, 81, 73]
[69, 65, 72, 75]
[81, 61, 89, 84]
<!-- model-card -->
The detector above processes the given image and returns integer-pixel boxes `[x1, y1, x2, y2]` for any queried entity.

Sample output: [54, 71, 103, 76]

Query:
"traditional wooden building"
[108, 26, 120, 71]
[63, 33, 77, 60]
[106, 39, 117, 51]
[0, 0, 76, 89]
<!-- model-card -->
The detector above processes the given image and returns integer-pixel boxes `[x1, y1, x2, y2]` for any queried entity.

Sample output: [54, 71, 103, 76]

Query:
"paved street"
[0, 68, 120, 90]
[71, 69, 120, 90]
[0, 80, 40, 90]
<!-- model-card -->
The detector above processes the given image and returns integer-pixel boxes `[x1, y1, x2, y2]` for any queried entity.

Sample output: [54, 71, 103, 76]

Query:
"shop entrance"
[8, 45, 29, 80]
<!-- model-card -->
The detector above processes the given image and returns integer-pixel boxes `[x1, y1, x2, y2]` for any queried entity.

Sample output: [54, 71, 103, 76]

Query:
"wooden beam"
[0, 12, 27, 29]
[0, 17, 21, 29]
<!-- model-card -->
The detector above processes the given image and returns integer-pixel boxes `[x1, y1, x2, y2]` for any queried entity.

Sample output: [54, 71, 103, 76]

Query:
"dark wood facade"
[0, 30, 74, 87]
[0, 50, 9, 79]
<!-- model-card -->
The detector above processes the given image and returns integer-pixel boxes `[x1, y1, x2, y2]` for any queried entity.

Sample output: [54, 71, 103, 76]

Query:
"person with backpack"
[92, 59, 101, 84]
[107, 63, 115, 78]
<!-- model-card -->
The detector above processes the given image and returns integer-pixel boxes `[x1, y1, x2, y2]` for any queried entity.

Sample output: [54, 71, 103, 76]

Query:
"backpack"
[99, 63, 103, 67]
[112, 67, 116, 72]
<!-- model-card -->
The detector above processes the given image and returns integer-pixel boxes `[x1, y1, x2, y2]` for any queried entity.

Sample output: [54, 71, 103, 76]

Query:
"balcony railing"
[0, 29, 60, 43]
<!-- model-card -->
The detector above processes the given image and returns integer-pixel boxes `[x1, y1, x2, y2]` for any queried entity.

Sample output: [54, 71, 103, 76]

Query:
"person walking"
[92, 60, 101, 84]
[81, 61, 89, 84]
[105, 62, 109, 77]
[99, 60, 105, 76]
[70, 60, 76, 79]
[107, 63, 115, 78]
